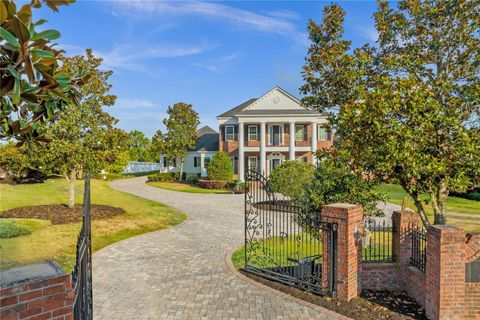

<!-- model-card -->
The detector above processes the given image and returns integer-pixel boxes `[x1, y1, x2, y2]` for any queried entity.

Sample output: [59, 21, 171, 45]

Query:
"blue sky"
[38, 1, 379, 137]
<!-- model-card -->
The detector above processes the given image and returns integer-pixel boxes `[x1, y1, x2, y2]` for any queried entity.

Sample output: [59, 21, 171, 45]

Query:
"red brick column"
[392, 209, 421, 290]
[0, 274, 74, 320]
[322, 203, 363, 301]
[425, 225, 466, 320]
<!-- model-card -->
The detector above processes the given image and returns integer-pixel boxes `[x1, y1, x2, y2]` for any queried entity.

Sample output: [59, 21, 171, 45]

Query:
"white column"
[289, 121, 295, 160]
[260, 122, 266, 174]
[311, 121, 317, 164]
[200, 153, 206, 177]
[238, 122, 245, 181]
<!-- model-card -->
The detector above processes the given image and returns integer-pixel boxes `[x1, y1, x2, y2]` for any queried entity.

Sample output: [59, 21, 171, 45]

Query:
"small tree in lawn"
[207, 151, 233, 181]
[39, 50, 117, 208]
[269, 160, 315, 202]
[159, 103, 199, 180]
[1, 0, 79, 143]
[301, 2, 480, 225]
[103, 128, 130, 174]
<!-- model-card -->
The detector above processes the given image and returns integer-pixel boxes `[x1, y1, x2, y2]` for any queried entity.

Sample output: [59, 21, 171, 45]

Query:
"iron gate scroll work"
[244, 170, 338, 296]
[72, 171, 93, 320]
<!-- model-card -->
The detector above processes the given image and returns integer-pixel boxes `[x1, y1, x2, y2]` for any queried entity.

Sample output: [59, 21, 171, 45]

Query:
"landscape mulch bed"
[0, 204, 125, 224]
[241, 271, 427, 320]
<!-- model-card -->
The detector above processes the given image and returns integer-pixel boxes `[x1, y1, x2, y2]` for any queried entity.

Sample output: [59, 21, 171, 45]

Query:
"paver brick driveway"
[93, 177, 346, 319]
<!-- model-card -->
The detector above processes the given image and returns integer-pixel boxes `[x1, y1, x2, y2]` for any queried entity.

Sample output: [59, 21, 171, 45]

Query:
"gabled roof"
[217, 98, 257, 118]
[217, 86, 322, 118]
[190, 126, 219, 152]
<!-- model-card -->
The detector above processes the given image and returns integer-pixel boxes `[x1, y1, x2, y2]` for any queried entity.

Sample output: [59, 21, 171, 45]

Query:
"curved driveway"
[93, 177, 345, 319]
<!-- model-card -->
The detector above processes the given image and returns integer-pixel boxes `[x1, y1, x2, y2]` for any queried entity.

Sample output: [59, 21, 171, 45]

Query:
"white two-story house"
[217, 86, 332, 180]
[159, 86, 333, 180]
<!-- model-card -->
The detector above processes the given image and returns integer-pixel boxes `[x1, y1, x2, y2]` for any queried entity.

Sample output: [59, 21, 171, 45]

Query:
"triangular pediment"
[244, 87, 303, 111]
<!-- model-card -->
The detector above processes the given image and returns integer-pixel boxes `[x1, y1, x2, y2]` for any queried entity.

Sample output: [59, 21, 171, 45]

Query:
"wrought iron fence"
[72, 172, 93, 320]
[410, 225, 427, 272]
[244, 169, 338, 296]
[362, 218, 395, 263]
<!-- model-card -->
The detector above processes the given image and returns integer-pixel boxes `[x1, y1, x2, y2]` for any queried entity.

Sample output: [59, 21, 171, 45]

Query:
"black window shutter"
[303, 125, 308, 141]
[194, 157, 198, 167]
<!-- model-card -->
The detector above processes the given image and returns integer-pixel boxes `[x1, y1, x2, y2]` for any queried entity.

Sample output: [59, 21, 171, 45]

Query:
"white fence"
[123, 162, 161, 174]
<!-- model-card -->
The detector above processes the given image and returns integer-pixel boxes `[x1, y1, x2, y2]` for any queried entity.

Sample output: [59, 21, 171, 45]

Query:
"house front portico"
[218, 87, 333, 181]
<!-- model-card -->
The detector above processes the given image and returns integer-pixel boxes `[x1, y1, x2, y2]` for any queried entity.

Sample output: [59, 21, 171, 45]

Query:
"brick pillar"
[322, 203, 363, 301]
[425, 225, 466, 320]
[392, 209, 421, 290]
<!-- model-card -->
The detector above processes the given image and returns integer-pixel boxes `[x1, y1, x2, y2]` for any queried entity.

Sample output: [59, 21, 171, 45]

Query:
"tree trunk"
[431, 182, 448, 225]
[67, 170, 76, 209]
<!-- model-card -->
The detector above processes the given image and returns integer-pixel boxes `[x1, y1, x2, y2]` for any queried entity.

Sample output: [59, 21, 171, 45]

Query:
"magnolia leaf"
[31, 48, 55, 58]
[7, 65, 21, 80]
[32, 29, 60, 41]
[0, 26, 20, 48]
[13, 78, 21, 105]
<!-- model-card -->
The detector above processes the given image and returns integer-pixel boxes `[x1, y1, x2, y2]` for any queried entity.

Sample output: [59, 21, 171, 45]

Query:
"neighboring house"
[160, 86, 333, 180]
[159, 126, 219, 177]
[217, 86, 333, 180]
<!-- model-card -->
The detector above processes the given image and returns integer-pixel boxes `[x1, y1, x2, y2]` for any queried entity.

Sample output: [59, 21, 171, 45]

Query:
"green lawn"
[378, 184, 480, 233]
[0, 178, 186, 272]
[147, 181, 231, 194]
[232, 231, 393, 269]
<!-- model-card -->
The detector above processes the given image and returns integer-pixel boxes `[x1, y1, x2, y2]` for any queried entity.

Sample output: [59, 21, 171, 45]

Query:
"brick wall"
[406, 266, 426, 307]
[0, 274, 74, 320]
[322, 203, 363, 301]
[465, 283, 480, 319]
[425, 225, 466, 320]
[361, 263, 398, 291]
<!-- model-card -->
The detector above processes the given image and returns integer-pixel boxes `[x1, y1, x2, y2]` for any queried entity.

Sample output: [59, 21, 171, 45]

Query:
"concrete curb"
[224, 248, 353, 320]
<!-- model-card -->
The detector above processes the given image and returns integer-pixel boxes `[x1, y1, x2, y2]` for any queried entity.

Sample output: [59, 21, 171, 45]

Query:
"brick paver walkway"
[93, 177, 346, 319]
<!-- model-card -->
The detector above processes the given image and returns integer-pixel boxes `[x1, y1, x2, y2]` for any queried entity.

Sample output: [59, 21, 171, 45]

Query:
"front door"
[271, 158, 281, 171]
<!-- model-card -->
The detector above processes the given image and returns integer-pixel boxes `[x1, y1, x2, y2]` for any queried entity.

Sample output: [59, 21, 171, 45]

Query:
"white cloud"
[112, 1, 308, 45]
[191, 52, 241, 73]
[94, 40, 218, 73]
[358, 26, 378, 42]
[115, 98, 156, 109]
[267, 9, 301, 21]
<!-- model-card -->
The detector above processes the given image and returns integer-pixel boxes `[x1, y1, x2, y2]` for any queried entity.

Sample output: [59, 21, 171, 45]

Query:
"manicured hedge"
[147, 172, 180, 182]
[0, 220, 31, 239]
[198, 179, 228, 189]
[207, 152, 233, 181]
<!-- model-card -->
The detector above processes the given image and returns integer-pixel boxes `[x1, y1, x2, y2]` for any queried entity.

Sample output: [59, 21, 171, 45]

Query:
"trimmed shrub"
[270, 160, 316, 201]
[0, 220, 31, 239]
[208, 152, 233, 181]
[198, 179, 228, 189]
[186, 175, 199, 184]
[147, 172, 179, 182]
[466, 192, 480, 201]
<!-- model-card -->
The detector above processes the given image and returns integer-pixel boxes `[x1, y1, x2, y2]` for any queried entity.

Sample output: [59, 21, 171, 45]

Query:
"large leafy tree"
[301, 1, 480, 225]
[38, 50, 117, 208]
[128, 130, 153, 162]
[151, 103, 199, 180]
[1, 0, 79, 142]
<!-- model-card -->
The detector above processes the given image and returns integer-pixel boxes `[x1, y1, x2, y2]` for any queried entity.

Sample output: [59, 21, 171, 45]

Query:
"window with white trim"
[269, 125, 283, 146]
[231, 157, 238, 174]
[317, 126, 331, 141]
[225, 126, 235, 140]
[193, 156, 200, 167]
[248, 157, 258, 171]
[204, 157, 211, 168]
[295, 125, 306, 141]
[248, 125, 258, 141]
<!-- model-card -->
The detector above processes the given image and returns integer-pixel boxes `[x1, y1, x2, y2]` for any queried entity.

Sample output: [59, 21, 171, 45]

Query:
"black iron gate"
[244, 170, 337, 296]
[72, 171, 93, 320]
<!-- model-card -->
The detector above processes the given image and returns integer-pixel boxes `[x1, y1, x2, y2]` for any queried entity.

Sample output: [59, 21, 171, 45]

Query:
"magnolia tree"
[301, 1, 480, 225]
[1, 0, 78, 143]
[151, 103, 199, 180]
[38, 50, 119, 208]
[128, 130, 153, 162]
